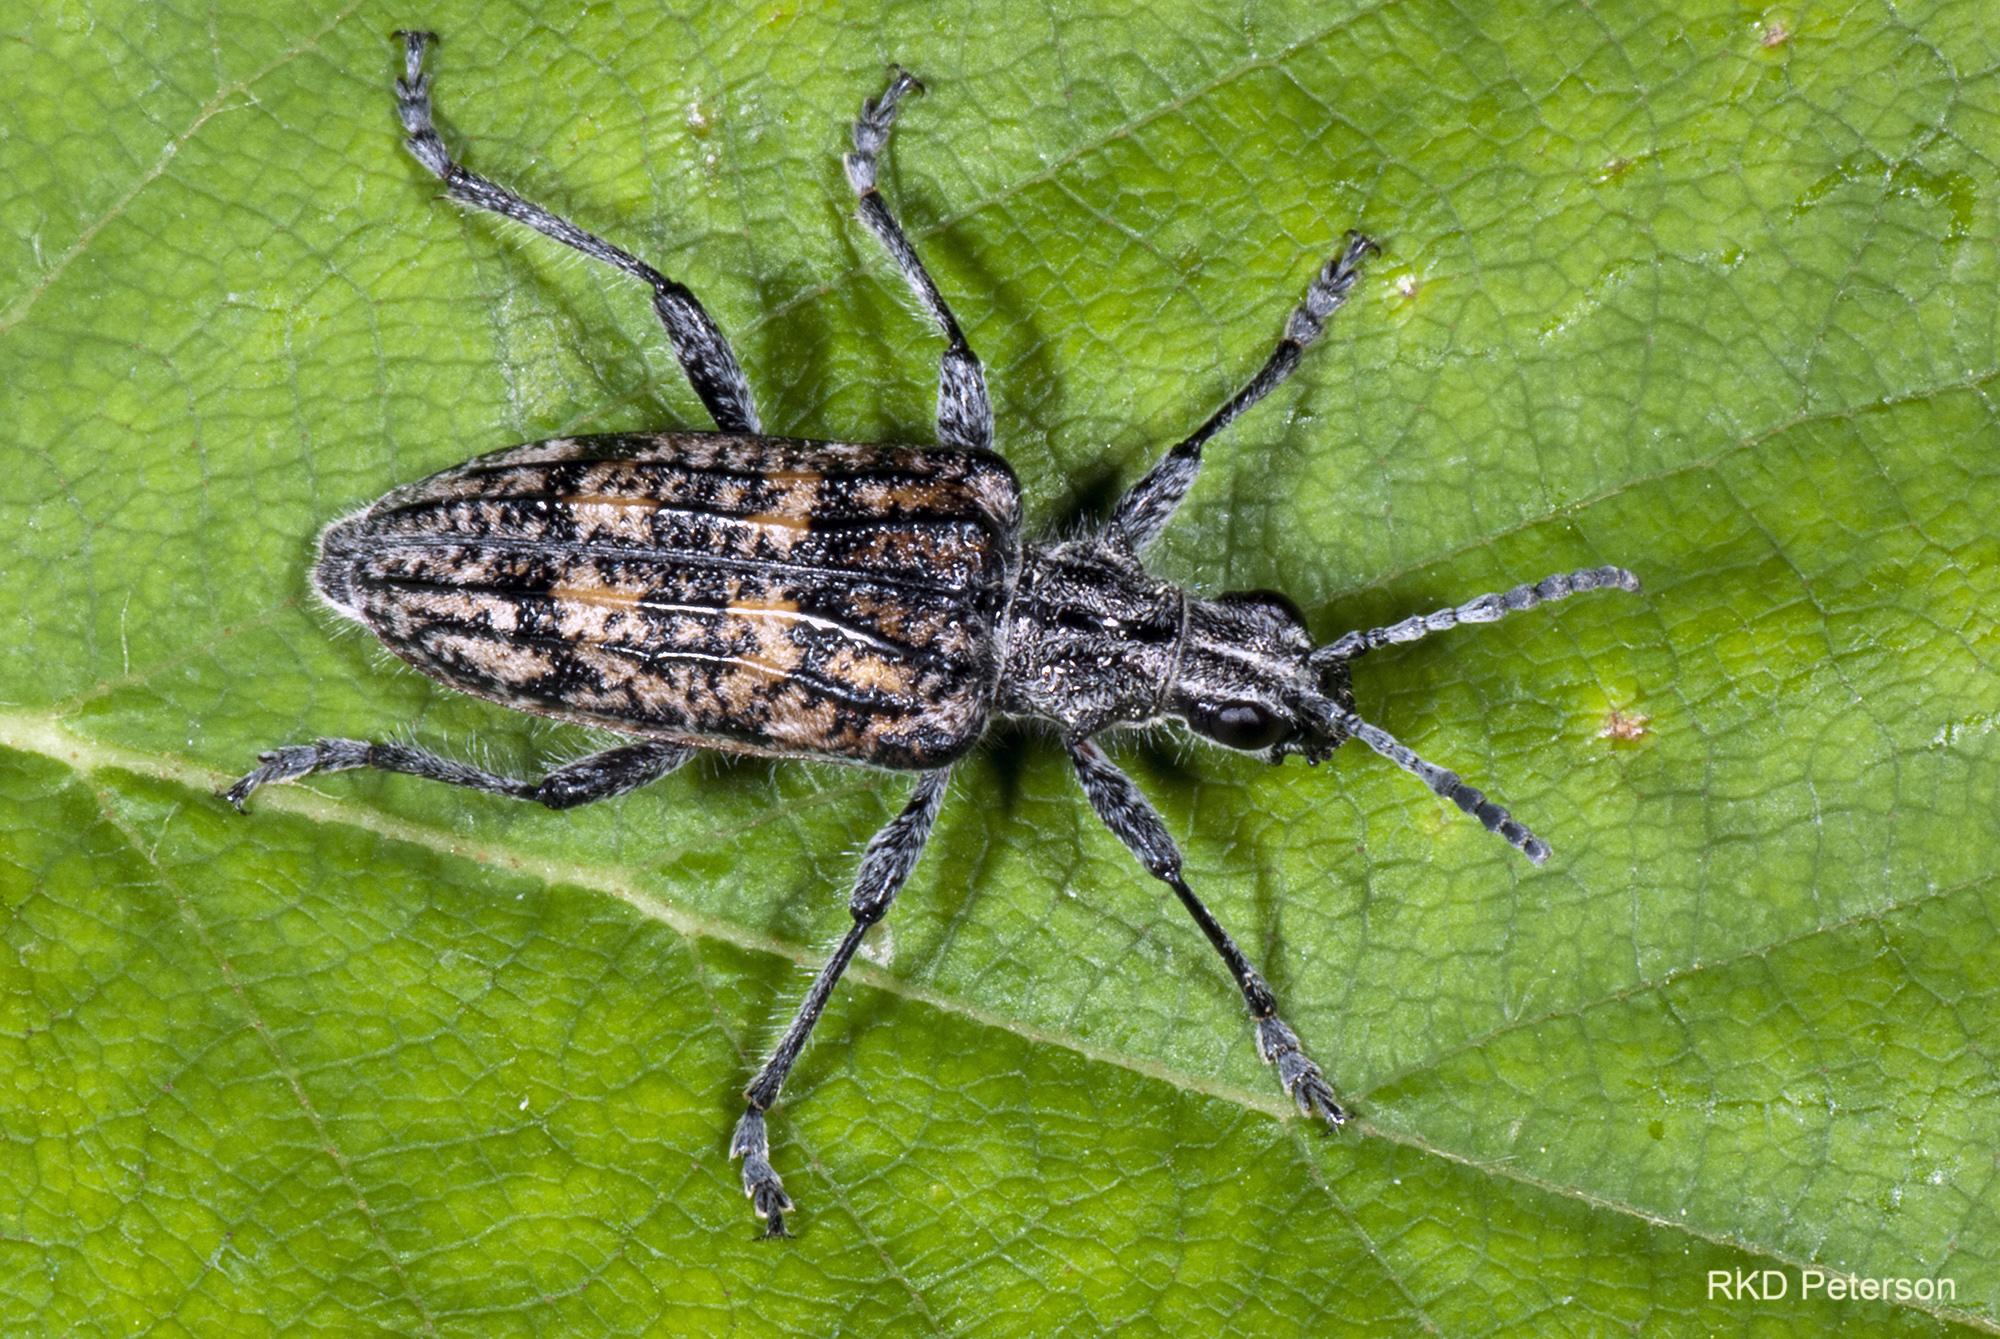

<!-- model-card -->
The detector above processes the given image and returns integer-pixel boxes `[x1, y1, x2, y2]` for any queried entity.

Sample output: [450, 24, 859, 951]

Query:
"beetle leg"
[844, 69, 993, 454]
[1067, 738, 1346, 1128]
[732, 766, 952, 1238]
[1107, 232, 1377, 555]
[391, 31, 761, 434]
[221, 738, 694, 812]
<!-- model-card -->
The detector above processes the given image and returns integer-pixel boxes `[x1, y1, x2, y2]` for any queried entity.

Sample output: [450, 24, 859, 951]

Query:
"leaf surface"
[3, 1, 1996, 1333]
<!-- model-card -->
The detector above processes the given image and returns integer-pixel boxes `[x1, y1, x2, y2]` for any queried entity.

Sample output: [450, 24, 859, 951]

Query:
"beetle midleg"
[844, 69, 993, 454]
[1067, 738, 1347, 1127]
[222, 737, 694, 812]
[392, 31, 761, 434]
[1106, 231, 1378, 555]
[731, 766, 952, 1238]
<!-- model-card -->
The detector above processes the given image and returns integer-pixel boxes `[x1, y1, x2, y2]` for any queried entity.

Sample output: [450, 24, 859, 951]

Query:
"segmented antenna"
[1306, 699, 1550, 863]
[1311, 566, 1639, 667]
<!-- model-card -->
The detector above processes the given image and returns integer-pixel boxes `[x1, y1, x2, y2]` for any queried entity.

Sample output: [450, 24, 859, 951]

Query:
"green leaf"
[4, 0, 1996, 1333]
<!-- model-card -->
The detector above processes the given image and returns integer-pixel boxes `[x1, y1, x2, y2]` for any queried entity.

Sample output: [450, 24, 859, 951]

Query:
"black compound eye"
[1190, 701, 1290, 752]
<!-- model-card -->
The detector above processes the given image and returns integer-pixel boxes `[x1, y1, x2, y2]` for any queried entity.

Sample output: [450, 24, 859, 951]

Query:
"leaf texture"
[2, 0, 1996, 1333]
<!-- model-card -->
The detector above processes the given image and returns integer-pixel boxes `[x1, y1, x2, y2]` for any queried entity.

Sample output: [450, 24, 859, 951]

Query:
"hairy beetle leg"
[1068, 740, 1347, 1128]
[222, 739, 693, 812]
[845, 67, 993, 454]
[731, 768, 953, 1238]
[1108, 231, 1378, 556]
[392, 30, 760, 434]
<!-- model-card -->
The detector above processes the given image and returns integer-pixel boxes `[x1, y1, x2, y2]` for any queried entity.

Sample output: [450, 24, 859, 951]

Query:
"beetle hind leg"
[391, 31, 761, 434]
[222, 738, 694, 812]
[844, 69, 994, 455]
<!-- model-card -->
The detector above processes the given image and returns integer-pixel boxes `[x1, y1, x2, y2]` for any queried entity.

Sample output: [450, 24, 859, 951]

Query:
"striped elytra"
[315, 432, 1022, 770]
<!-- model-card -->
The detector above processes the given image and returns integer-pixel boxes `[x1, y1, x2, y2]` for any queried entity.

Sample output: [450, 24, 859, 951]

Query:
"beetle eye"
[1189, 701, 1290, 752]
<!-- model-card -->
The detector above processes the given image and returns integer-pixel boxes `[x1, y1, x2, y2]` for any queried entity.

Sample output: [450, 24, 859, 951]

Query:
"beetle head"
[1171, 586, 1552, 862]
[1170, 589, 1357, 763]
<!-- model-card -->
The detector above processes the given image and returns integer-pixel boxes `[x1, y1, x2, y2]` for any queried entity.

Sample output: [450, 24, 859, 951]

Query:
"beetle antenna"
[1310, 565, 1639, 668]
[1302, 696, 1550, 864]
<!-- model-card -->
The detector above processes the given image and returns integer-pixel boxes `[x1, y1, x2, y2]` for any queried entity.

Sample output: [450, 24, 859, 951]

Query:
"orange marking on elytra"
[551, 575, 643, 611]
[728, 596, 802, 615]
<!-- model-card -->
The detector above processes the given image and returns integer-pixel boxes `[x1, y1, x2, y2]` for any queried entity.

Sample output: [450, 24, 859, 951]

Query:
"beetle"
[225, 32, 1640, 1237]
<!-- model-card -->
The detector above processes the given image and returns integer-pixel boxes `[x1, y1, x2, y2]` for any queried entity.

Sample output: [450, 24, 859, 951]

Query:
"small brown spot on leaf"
[1600, 708, 1650, 742]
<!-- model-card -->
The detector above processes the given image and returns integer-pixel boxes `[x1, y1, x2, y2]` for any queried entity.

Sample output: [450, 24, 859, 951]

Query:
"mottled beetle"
[226, 33, 1641, 1237]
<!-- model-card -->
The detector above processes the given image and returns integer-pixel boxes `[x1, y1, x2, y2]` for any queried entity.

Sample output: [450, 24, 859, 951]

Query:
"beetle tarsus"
[221, 739, 371, 811]
[731, 1109, 795, 1239]
[1258, 1017, 1347, 1127]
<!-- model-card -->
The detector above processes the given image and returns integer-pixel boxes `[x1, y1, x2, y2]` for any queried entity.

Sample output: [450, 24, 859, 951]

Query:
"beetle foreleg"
[1067, 739, 1346, 1128]
[1107, 232, 1377, 555]
[732, 766, 952, 1238]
